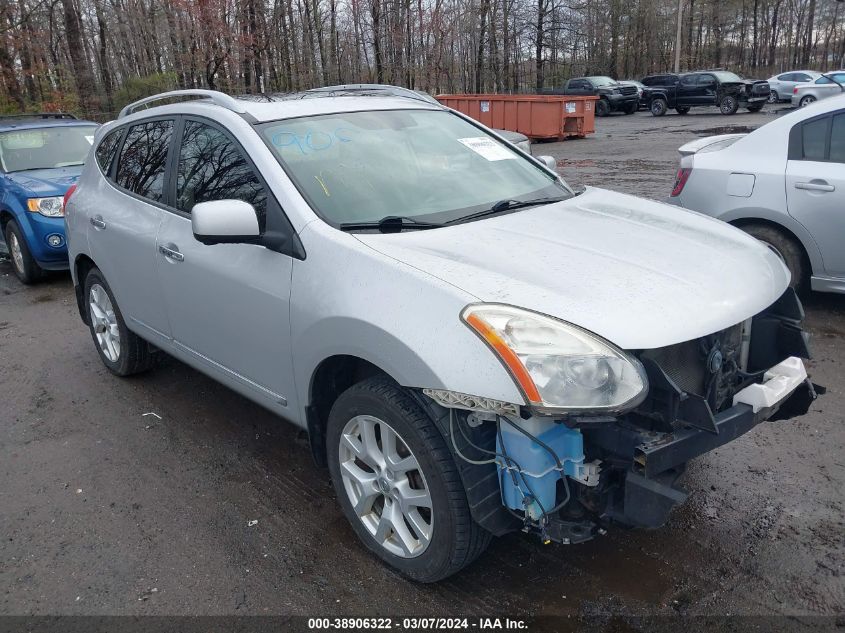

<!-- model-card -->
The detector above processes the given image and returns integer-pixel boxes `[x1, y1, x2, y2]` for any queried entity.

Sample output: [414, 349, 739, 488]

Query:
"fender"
[290, 222, 526, 428]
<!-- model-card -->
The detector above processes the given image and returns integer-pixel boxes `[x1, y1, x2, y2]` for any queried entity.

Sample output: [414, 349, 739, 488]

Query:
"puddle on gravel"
[692, 125, 755, 136]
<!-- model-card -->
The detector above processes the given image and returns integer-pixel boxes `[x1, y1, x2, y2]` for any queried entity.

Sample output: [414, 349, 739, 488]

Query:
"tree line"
[0, 0, 843, 119]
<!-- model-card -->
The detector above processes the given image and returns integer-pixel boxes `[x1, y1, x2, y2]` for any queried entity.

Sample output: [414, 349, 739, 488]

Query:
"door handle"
[158, 244, 184, 262]
[90, 216, 106, 230]
[795, 181, 835, 192]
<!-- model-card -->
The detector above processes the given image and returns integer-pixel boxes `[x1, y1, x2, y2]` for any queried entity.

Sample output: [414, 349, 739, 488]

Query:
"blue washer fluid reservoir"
[496, 418, 586, 520]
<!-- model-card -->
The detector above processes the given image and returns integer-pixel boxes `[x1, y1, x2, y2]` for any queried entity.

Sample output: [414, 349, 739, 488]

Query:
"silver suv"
[66, 88, 815, 582]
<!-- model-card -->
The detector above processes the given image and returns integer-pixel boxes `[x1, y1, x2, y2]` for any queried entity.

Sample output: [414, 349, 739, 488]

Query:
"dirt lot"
[1, 106, 843, 628]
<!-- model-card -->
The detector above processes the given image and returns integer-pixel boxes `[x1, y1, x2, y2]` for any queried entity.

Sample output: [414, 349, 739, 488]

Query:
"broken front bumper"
[634, 357, 813, 478]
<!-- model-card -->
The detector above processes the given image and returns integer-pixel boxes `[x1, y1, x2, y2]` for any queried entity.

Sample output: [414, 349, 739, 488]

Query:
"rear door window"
[802, 117, 829, 161]
[115, 120, 174, 203]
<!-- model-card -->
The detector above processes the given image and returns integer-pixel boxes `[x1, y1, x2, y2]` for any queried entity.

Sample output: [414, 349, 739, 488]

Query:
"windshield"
[588, 76, 617, 87]
[0, 125, 97, 172]
[260, 110, 570, 226]
[712, 72, 744, 83]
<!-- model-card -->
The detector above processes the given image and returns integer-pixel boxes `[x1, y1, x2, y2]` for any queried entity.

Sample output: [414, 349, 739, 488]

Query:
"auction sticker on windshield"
[458, 137, 517, 161]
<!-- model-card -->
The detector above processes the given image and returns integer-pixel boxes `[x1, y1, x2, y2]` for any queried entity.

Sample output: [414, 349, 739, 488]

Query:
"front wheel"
[650, 98, 668, 116]
[4, 219, 43, 284]
[625, 103, 637, 115]
[719, 95, 739, 114]
[84, 267, 154, 376]
[327, 377, 490, 582]
[768, 90, 779, 103]
[799, 95, 816, 108]
[747, 104, 764, 112]
[675, 106, 690, 115]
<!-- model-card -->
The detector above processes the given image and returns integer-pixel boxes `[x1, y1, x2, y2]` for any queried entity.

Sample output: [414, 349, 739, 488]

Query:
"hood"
[356, 188, 789, 350]
[3, 166, 82, 197]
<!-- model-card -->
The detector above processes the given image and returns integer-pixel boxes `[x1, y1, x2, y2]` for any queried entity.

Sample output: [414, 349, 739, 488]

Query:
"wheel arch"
[728, 216, 817, 276]
[306, 354, 400, 467]
[73, 253, 98, 325]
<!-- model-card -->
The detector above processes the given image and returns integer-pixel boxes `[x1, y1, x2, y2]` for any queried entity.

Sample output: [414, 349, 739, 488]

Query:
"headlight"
[462, 304, 648, 414]
[27, 197, 64, 217]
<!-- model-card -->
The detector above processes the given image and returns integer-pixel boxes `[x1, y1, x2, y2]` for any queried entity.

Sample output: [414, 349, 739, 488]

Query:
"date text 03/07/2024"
[307, 617, 528, 630]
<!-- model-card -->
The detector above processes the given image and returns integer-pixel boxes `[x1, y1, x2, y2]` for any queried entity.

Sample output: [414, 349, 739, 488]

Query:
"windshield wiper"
[445, 196, 566, 225]
[339, 215, 446, 233]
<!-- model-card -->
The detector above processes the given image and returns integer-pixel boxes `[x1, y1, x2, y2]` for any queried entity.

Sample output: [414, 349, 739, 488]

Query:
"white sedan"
[792, 71, 845, 108]
[669, 94, 845, 294]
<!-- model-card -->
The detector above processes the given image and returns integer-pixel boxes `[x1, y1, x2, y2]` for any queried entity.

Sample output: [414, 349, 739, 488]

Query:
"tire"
[740, 224, 806, 291]
[747, 104, 764, 112]
[650, 98, 668, 117]
[675, 106, 690, 115]
[83, 267, 154, 376]
[719, 95, 739, 114]
[327, 377, 491, 582]
[595, 99, 610, 117]
[625, 103, 637, 115]
[768, 90, 779, 104]
[799, 95, 816, 108]
[4, 219, 43, 284]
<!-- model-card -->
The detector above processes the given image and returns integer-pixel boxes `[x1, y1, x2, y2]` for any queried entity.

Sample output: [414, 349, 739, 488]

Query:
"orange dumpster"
[435, 94, 598, 141]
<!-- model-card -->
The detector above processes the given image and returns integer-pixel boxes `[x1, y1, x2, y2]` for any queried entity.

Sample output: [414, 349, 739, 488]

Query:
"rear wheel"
[675, 106, 690, 115]
[327, 377, 491, 582]
[84, 267, 154, 376]
[719, 95, 739, 114]
[595, 99, 610, 117]
[799, 95, 816, 108]
[740, 224, 806, 291]
[650, 98, 668, 116]
[4, 219, 43, 284]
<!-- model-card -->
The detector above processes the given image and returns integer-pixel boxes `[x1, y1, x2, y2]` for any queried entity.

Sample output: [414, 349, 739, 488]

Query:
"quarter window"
[115, 120, 173, 202]
[830, 114, 845, 163]
[176, 120, 267, 229]
[95, 128, 122, 174]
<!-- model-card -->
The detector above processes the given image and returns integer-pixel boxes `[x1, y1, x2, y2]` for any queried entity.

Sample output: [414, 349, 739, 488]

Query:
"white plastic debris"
[732, 356, 807, 413]
[142, 412, 162, 420]
[247, 520, 258, 527]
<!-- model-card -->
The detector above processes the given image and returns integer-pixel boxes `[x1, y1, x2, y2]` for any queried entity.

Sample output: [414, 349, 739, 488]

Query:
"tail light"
[671, 167, 692, 197]
[793, 86, 799, 94]
[63, 184, 78, 212]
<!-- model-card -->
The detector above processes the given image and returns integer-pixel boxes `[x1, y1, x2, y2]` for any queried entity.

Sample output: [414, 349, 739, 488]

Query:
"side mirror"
[537, 155, 557, 170]
[192, 200, 260, 245]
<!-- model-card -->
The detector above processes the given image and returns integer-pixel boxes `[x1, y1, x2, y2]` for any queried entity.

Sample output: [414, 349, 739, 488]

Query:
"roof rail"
[0, 112, 77, 121]
[304, 84, 440, 105]
[118, 89, 247, 119]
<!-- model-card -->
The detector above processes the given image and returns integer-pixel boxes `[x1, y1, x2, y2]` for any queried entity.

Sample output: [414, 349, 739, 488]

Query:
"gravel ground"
[1, 105, 843, 629]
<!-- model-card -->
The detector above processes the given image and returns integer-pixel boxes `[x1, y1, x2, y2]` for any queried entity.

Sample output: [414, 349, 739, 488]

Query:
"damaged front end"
[424, 288, 818, 544]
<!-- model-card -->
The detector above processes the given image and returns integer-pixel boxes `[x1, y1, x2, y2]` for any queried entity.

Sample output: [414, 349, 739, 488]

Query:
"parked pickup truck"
[544, 76, 639, 117]
[642, 71, 770, 116]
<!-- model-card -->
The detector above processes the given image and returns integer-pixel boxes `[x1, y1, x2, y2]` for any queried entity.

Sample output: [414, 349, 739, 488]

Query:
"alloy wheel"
[800, 96, 815, 107]
[89, 283, 121, 362]
[338, 414, 433, 558]
[768, 91, 778, 103]
[8, 231, 24, 274]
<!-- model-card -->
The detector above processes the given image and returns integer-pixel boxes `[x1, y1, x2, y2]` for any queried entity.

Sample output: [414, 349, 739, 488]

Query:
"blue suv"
[0, 113, 98, 283]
